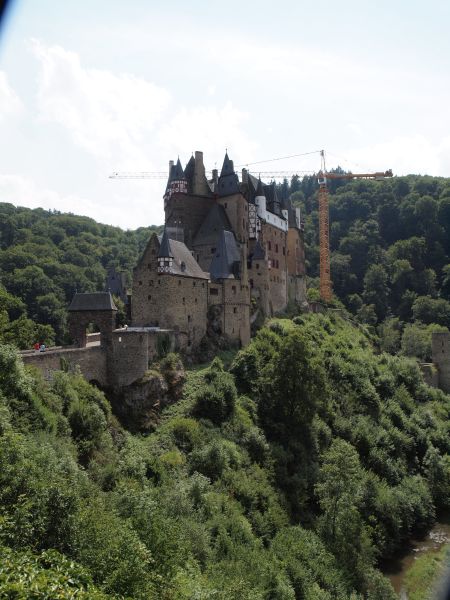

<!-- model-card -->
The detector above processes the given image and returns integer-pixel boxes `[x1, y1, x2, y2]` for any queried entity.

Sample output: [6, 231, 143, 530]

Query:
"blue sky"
[0, 0, 449, 228]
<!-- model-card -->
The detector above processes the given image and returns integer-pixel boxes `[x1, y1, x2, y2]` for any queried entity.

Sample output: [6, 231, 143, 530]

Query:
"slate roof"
[218, 151, 240, 196]
[193, 204, 232, 246]
[68, 292, 117, 312]
[158, 229, 174, 258]
[220, 152, 234, 177]
[255, 177, 264, 197]
[165, 158, 186, 192]
[157, 235, 209, 279]
[173, 157, 186, 180]
[251, 239, 266, 260]
[264, 183, 283, 217]
[209, 230, 241, 280]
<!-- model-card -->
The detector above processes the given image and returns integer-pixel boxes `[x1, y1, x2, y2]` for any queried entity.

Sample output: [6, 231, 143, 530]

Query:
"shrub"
[194, 370, 237, 425]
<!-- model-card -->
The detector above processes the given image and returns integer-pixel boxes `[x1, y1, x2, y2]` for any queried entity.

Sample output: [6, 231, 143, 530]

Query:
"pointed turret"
[220, 152, 234, 177]
[164, 157, 188, 200]
[255, 177, 264, 197]
[218, 151, 240, 196]
[173, 157, 186, 180]
[157, 229, 174, 273]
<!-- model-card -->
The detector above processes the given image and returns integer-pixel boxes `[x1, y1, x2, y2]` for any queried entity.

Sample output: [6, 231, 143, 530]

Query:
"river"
[382, 516, 450, 598]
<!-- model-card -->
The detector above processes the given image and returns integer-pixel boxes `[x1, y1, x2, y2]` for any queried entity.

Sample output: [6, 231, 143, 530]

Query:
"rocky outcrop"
[109, 355, 186, 432]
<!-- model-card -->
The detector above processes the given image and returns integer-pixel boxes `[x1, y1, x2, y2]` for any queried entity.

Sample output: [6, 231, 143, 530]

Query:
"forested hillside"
[0, 203, 162, 347]
[2, 174, 449, 358]
[1, 313, 449, 598]
[283, 173, 450, 359]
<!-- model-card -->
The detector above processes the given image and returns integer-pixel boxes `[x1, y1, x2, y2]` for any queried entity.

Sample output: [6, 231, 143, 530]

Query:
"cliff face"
[109, 355, 186, 432]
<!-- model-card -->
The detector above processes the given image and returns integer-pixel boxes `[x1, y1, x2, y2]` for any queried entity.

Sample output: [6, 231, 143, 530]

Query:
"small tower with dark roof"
[157, 229, 174, 273]
[218, 151, 240, 196]
[164, 157, 187, 201]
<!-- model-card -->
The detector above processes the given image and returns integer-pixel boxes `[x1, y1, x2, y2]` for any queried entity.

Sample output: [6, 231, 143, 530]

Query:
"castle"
[131, 150, 307, 350]
[20, 150, 307, 389]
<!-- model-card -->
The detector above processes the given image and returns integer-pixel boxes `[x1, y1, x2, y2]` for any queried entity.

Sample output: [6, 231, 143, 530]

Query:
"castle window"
[195, 298, 197, 303]
[250, 278, 254, 288]
[188, 315, 191, 322]
[181, 262, 186, 273]
[224, 203, 227, 208]
[147, 264, 151, 269]
[158, 279, 161, 284]
[275, 244, 279, 253]
[183, 297, 185, 304]
[232, 285, 236, 294]
[283, 247, 286, 255]
[210, 288, 219, 296]
[139, 280, 142, 286]
[150, 280, 154, 286]
[148, 294, 151, 300]
[179, 280, 181, 285]
[211, 248, 216, 254]
[268, 241, 271, 251]
[202, 282, 205, 287]
[197, 254, 200, 262]
[193, 281, 196, 286]
[233, 307, 237, 314]
[256, 264, 259, 269]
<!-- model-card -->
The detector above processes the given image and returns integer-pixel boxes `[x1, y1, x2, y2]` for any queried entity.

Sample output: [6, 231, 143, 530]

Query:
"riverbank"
[383, 516, 450, 598]
[404, 543, 449, 599]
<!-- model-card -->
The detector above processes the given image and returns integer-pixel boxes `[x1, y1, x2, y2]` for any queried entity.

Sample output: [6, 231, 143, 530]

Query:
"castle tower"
[217, 151, 240, 196]
[68, 292, 117, 348]
[164, 157, 187, 202]
[157, 229, 174, 273]
[432, 331, 450, 393]
[254, 177, 267, 221]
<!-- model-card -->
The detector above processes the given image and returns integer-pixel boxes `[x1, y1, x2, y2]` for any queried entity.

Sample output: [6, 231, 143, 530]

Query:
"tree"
[401, 322, 448, 361]
[362, 264, 389, 321]
[412, 296, 450, 327]
[315, 439, 372, 586]
[258, 330, 326, 440]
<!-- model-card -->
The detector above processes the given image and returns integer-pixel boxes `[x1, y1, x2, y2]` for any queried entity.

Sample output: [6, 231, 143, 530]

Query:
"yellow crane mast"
[317, 150, 393, 303]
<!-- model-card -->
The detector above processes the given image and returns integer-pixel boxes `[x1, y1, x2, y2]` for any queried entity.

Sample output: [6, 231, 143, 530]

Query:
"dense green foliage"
[1, 313, 449, 597]
[282, 173, 450, 357]
[0, 203, 161, 347]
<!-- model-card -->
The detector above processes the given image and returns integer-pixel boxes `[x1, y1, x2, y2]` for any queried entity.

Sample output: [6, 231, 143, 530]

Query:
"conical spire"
[220, 151, 235, 177]
[255, 177, 264, 197]
[158, 228, 173, 258]
[173, 157, 186, 180]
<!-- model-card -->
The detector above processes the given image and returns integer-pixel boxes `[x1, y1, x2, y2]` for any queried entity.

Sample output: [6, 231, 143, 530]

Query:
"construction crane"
[109, 170, 314, 180]
[317, 150, 393, 303]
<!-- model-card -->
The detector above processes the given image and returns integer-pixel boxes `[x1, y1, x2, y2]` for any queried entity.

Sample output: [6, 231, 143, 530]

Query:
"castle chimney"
[168, 160, 174, 175]
[193, 151, 208, 195]
[241, 168, 248, 184]
[212, 168, 219, 192]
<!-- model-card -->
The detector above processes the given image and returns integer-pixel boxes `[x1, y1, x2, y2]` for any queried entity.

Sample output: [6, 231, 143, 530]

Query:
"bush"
[194, 369, 237, 425]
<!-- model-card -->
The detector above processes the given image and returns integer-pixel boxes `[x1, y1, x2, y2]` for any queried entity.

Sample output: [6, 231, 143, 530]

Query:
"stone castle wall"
[22, 346, 107, 386]
[432, 331, 450, 393]
[217, 194, 248, 244]
[260, 222, 288, 313]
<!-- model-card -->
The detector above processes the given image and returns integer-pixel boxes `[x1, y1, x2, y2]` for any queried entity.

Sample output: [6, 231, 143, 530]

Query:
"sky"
[0, 0, 449, 229]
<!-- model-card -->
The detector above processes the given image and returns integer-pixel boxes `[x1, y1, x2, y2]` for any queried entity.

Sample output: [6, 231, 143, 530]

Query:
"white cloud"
[157, 103, 258, 168]
[32, 39, 171, 167]
[0, 71, 23, 121]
